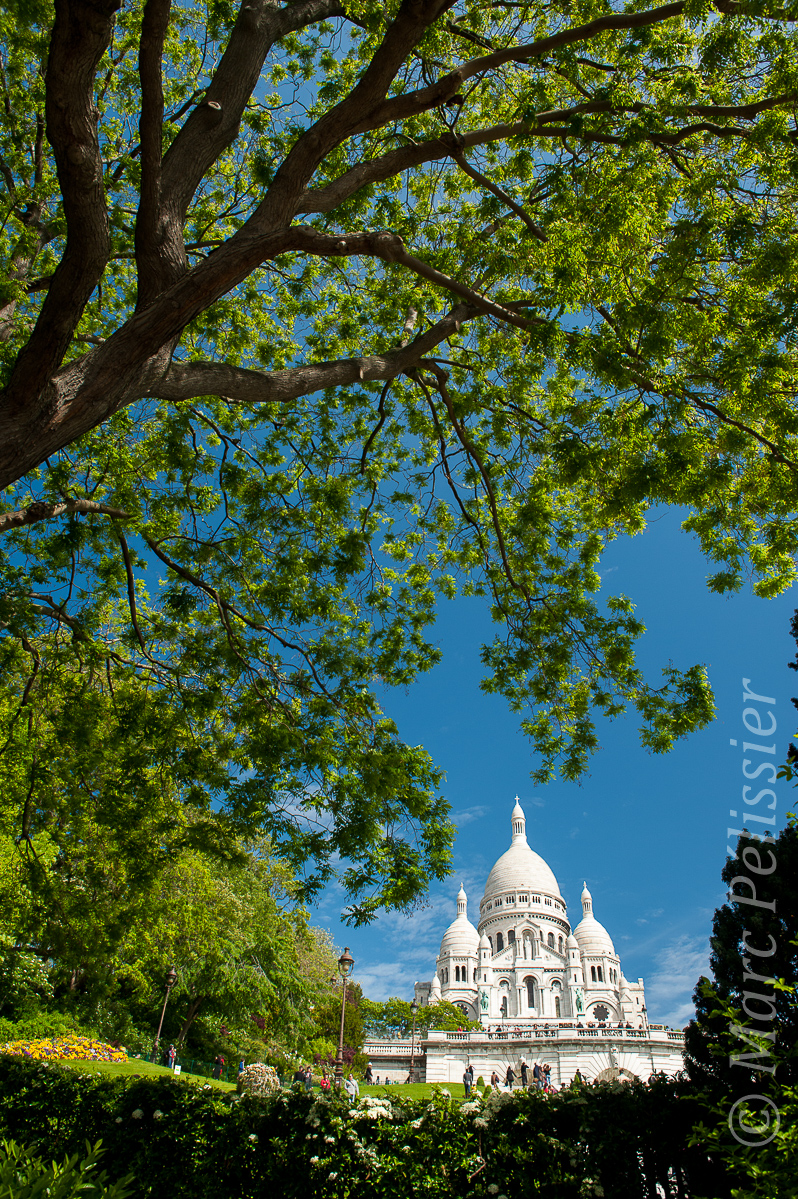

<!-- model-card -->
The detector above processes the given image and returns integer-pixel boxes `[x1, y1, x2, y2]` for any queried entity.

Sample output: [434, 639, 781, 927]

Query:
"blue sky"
[311, 508, 796, 1027]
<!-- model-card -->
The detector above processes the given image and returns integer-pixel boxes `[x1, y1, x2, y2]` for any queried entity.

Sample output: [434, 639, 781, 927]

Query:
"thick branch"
[0, 497, 130, 536]
[2, 0, 120, 414]
[149, 305, 474, 404]
[135, 0, 173, 307]
[250, 0, 459, 229]
[160, 0, 345, 226]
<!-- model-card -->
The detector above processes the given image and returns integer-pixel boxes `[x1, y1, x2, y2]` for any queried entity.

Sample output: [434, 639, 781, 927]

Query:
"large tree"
[2, 0, 798, 916]
[683, 822, 798, 1092]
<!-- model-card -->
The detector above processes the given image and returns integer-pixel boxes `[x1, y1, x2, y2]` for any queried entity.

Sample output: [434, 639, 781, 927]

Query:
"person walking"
[166, 1044, 176, 1070]
[505, 1064, 515, 1090]
[212, 1055, 224, 1080]
[344, 1072, 360, 1099]
[463, 1067, 471, 1098]
[490, 1069, 500, 1091]
[365, 1063, 373, 1085]
[520, 1060, 528, 1087]
[532, 1062, 543, 1089]
[543, 1063, 552, 1089]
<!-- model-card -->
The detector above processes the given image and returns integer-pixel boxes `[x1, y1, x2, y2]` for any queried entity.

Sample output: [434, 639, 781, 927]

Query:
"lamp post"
[409, 998, 419, 1084]
[152, 965, 177, 1062]
[334, 947, 355, 1089]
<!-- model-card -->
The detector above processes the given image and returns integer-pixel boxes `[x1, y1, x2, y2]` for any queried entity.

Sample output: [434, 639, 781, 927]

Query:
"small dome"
[574, 882, 614, 955]
[573, 914, 615, 956]
[479, 933, 491, 950]
[439, 885, 479, 957]
[566, 933, 579, 950]
[430, 973, 442, 999]
[581, 882, 592, 902]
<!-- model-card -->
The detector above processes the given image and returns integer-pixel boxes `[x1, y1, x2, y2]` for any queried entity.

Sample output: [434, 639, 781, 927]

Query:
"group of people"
[465, 1060, 555, 1095]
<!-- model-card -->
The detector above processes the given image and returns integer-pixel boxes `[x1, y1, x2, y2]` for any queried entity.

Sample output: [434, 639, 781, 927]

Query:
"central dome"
[481, 799, 563, 902]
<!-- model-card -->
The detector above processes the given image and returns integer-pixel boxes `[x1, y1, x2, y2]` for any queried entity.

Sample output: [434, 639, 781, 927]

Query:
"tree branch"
[451, 148, 546, 240]
[1, 0, 120, 414]
[160, 0, 345, 227]
[149, 304, 473, 405]
[290, 227, 544, 331]
[0, 498, 131, 536]
[135, 0, 173, 307]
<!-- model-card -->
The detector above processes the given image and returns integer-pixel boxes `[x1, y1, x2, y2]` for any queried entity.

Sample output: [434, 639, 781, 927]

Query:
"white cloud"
[452, 805, 489, 827]
[645, 934, 711, 1027]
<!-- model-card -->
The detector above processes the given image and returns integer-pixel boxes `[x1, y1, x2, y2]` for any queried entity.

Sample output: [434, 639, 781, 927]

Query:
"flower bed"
[0, 1035, 127, 1063]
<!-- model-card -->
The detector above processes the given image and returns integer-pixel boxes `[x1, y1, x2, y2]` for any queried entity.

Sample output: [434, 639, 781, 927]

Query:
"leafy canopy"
[2, 0, 798, 916]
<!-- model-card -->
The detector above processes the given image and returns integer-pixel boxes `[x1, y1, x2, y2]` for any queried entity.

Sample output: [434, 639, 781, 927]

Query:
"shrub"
[0, 1055, 740, 1198]
[0, 1138, 135, 1198]
[237, 1063, 280, 1099]
[0, 1013, 90, 1044]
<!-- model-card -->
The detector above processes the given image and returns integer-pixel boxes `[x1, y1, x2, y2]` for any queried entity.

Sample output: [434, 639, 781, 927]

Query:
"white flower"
[131, 1109, 143, 1120]
[440, 1088, 451, 1097]
[153, 1110, 163, 1120]
[473, 1117, 489, 1130]
[328, 1173, 338, 1181]
[488, 1187, 500, 1195]
[115, 1117, 123, 1124]
[461, 1101, 481, 1114]
[324, 1136, 335, 1144]
[310, 1157, 319, 1165]
[248, 1134, 258, 1143]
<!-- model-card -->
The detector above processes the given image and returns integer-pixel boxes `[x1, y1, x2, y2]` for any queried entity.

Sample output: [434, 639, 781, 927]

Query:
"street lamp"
[152, 965, 177, 1062]
[409, 998, 419, 1084]
[334, 947, 355, 1089]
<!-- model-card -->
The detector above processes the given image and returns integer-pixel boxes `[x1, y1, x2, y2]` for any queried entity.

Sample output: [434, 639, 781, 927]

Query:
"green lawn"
[347, 1083, 475, 1102]
[55, 1057, 236, 1091]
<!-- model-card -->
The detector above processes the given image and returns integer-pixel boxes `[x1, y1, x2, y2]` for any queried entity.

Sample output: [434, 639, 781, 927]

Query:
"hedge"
[0, 1055, 735, 1198]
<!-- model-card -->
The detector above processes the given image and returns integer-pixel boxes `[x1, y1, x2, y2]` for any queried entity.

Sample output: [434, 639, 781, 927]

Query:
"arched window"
[597, 966, 603, 982]
[496, 932, 504, 951]
[473, 969, 477, 983]
[590, 966, 597, 982]
[558, 936, 563, 954]
[455, 965, 460, 982]
[488, 936, 493, 953]
[547, 932, 555, 949]
[525, 976, 536, 1008]
[555, 996, 561, 1017]
[508, 929, 515, 944]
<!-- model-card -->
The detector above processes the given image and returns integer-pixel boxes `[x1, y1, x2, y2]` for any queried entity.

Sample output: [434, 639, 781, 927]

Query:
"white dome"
[439, 885, 479, 957]
[479, 933, 491, 950]
[440, 916, 480, 956]
[573, 914, 616, 956]
[573, 881, 615, 956]
[481, 801, 562, 902]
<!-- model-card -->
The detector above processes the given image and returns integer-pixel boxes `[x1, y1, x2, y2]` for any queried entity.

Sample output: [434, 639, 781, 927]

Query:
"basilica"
[364, 798, 683, 1085]
[415, 799, 648, 1028]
